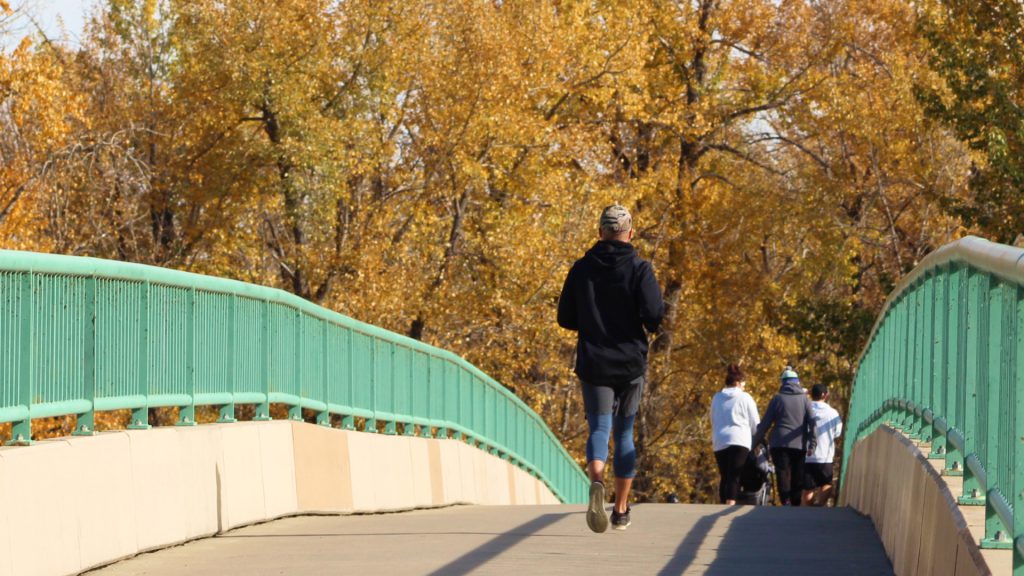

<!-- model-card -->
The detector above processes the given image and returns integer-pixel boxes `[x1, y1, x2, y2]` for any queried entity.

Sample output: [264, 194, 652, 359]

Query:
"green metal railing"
[843, 236, 1024, 574]
[0, 250, 588, 504]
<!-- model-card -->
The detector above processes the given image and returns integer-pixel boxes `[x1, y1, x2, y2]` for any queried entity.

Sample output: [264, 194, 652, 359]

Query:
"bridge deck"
[89, 504, 893, 575]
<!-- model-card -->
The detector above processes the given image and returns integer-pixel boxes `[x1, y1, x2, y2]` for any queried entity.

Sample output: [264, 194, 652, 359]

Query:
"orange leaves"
[0, 37, 86, 249]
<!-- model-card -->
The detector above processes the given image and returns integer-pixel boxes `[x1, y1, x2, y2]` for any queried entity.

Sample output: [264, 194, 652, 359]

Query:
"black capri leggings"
[714, 445, 750, 503]
[771, 447, 806, 506]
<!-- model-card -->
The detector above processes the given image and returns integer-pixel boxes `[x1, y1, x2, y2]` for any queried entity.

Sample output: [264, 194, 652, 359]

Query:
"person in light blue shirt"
[802, 384, 843, 506]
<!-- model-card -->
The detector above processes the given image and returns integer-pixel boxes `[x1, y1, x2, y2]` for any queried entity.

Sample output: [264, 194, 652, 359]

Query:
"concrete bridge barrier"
[843, 425, 989, 576]
[0, 421, 558, 576]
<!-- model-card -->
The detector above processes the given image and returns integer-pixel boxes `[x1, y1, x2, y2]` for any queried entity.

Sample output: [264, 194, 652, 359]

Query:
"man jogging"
[557, 204, 664, 533]
[803, 384, 842, 506]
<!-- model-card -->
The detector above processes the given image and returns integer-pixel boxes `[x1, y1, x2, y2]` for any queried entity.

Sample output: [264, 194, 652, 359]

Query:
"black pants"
[771, 447, 806, 506]
[714, 445, 750, 503]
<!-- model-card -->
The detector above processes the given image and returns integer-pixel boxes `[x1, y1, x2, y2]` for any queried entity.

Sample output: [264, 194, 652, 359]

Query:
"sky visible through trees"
[3, 1, 92, 47]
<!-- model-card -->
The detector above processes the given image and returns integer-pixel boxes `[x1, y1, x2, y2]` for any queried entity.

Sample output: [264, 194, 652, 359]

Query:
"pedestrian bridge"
[0, 237, 1018, 575]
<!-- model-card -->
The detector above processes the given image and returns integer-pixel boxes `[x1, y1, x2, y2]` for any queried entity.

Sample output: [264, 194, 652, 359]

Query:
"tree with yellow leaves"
[0, 0, 975, 502]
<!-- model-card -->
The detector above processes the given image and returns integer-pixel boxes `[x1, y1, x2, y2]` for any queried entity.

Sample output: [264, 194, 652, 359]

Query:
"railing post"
[255, 299, 271, 421]
[365, 339, 377, 433]
[896, 297, 911, 431]
[908, 286, 924, 438]
[8, 272, 33, 445]
[288, 308, 302, 422]
[908, 290, 922, 435]
[218, 294, 237, 423]
[917, 276, 934, 443]
[891, 300, 903, 429]
[980, 282, 1013, 548]
[177, 287, 197, 426]
[437, 360, 450, 439]
[384, 343, 397, 435]
[929, 269, 948, 459]
[453, 368, 465, 442]
[945, 266, 965, 476]
[129, 280, 150, 429]
[979, 282, 1005, 540]
[874, 316, 888, 435]
[74, 276, 97, 436]
[341, 328, 355, 431]
[317, 320, 330, 427]
[960, 271, 986, 504]
[886, 310, 896, 431]
[404, 355, 417, 436]
[419, 355, 432, 438]
[1014, 287, 1024, 574]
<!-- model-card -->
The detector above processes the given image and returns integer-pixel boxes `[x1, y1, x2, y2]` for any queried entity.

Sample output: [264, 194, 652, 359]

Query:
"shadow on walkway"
[663, 506, 893, 576]
[426, 511, 578, 576]
[656, 507, 740, 576]
[219, 530, 573, 539]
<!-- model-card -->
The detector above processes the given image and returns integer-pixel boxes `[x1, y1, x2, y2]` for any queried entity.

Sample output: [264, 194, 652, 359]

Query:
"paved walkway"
[89, 504, 893, 575]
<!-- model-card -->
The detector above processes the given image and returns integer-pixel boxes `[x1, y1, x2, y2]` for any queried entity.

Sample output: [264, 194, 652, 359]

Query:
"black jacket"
[557, 240, 664, 385]
[752, 380, 818, 452]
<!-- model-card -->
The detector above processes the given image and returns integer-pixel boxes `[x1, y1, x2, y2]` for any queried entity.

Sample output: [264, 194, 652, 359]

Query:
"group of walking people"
[557, 203, 843, 534]
[710, 364, 843, 507]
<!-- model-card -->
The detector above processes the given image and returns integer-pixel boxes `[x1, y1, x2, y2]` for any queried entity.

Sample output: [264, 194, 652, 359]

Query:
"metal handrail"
[843, 236, 1024, 566]
[0, 250, 589, 504]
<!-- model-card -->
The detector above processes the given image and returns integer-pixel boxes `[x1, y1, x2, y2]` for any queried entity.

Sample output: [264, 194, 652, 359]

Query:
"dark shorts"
[581, 376, 644, 417]
[804, 463, 834, 489]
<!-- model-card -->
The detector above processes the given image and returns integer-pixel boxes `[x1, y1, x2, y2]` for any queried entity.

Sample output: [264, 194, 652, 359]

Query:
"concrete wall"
[842, 426, 990, 576]
[0, 421, 560, 576]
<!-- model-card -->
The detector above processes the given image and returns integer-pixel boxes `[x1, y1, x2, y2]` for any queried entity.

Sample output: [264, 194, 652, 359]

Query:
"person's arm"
[745, 394, 761, 450]
[833, 409, 843, 439]
[746, 394, 760, 434]
[710, 394, 719, 442]
[557, 265, 578, 331]
[804, 397, 818, 454]
[752, 396, 777, 449]
[636, 261, 665, 334]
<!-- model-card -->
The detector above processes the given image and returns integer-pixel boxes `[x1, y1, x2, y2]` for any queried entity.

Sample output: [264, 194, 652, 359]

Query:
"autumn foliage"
[0, 0, 997, 502]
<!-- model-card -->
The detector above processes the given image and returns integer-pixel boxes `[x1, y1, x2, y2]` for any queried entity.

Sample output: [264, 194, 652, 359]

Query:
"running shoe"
[586, 481, 609, 533]
[611, 506, 632, 530]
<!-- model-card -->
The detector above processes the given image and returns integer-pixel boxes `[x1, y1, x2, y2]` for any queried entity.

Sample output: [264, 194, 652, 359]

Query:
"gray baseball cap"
[600, 204, 632, 233]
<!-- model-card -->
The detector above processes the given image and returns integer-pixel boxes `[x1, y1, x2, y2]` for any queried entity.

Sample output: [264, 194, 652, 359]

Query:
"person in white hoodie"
[802, 383, 843, 506]
[710, 364, 760, 505]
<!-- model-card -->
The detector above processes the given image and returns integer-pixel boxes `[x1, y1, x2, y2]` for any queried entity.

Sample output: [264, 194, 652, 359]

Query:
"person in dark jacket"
[557, 204, 664, 533]
[752, 367, 817, 506]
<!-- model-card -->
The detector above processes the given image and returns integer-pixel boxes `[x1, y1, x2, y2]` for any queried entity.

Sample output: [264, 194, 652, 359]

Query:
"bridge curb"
[0, 420, 557, 576]
[844, 425, 994, 575]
